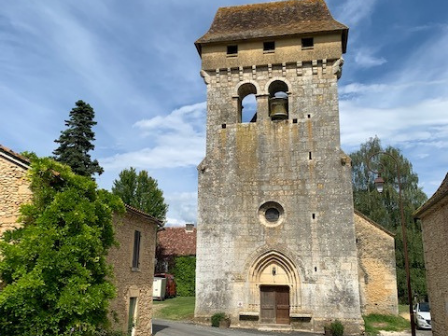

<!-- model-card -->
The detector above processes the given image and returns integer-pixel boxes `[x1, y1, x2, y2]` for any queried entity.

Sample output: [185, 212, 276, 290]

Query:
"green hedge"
[172, 256, 196, 296]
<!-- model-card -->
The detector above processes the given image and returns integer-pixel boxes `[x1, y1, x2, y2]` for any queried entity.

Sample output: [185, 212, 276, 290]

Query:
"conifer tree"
[53, 100, 104, 178]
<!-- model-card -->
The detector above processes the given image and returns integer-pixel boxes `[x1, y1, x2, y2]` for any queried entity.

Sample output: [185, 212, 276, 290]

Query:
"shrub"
[172, 256, 196, 296]
[330, 319, 344, 336]
[211, 312, 226, 327]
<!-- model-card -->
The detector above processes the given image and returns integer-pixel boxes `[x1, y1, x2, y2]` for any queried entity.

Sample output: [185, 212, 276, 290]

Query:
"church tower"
[195, 0, 363, 333]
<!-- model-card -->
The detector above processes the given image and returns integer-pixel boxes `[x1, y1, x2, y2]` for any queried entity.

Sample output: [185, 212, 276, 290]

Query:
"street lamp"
[367, 152, 416, 336]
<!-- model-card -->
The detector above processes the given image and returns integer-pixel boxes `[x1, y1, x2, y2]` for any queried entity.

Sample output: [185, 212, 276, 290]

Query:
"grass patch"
[399, 304, 410, 315]
[363, 313, 410, 335]
[153, 297, 195, 321]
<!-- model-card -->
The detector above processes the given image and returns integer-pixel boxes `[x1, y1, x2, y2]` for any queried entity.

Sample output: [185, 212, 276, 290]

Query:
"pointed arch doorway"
[249, 250, 301, 325]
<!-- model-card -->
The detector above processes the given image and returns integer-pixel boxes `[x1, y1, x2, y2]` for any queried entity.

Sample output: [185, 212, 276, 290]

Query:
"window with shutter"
[132, 230, 141, 270]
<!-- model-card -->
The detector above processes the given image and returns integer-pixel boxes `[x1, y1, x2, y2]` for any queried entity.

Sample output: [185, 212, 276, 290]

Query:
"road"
[153, 319, 433, 336]
[153, 319, 321, 336]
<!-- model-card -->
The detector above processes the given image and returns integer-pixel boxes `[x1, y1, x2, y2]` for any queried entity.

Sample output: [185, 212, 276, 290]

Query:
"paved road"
[153, 319, 433, 336]
[153, 319, 321, 336]
[380, 331, 431, 336]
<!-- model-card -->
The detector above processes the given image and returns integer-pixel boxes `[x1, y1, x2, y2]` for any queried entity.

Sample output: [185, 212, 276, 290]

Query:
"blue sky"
[1, 0, 447, 226]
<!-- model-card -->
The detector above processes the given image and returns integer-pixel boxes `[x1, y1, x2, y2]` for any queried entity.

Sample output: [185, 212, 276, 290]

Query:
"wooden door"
[275, 286, 290, 324]
[260, 286, 290, 324]
[260, 286, 276, 323]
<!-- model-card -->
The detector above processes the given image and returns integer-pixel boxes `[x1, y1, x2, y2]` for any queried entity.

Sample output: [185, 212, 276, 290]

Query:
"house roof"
[124, 204, 164, 227]
[0, 144, 30, 168]
[157, 226, 197, 257]
[414, 172, 448, 218]
[354, 210, 395, 237]
[195, 0, 348, 54]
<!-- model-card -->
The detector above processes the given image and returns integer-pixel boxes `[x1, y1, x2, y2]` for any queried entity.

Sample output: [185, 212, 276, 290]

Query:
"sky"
[1, 0, 447, 226]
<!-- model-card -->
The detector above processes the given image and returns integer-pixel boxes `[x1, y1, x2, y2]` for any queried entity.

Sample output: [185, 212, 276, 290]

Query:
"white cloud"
[165, 192, 198, 227]
[100, 102, 206, 171]
[354, 50, 386, 68]
[340, 98, 448, 150]
[333, 0, 379, 27]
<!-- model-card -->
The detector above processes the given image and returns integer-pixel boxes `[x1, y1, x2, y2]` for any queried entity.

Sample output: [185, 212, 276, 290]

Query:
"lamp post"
[366, 151, 416, 336]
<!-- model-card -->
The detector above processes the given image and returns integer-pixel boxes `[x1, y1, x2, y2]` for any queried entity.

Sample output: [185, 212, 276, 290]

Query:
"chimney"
[185, 223, 195, 232]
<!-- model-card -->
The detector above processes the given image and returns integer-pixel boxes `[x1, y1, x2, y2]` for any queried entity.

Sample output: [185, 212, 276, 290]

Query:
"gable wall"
[354, 214, 398, 315]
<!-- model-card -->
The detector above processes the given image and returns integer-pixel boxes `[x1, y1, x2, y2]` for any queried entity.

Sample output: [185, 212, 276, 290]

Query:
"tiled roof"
[0, 144, 30, 167]
[124, 204, 164, 226]
[157, 226, 197, 257]
[196, 0, 348, 52]
[414, 173, 448, 218]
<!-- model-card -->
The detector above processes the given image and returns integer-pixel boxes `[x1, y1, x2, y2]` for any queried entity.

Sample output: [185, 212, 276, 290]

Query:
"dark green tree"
[172, 256, 196, 297]
[0, 156, 124, 335]
[112, 167, 168, 221]
[350, 136, 428, 302]
[53, 100, 104, 178]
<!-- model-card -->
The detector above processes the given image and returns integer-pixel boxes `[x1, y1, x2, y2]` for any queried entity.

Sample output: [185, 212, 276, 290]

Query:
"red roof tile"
[157, 226, 197, 257]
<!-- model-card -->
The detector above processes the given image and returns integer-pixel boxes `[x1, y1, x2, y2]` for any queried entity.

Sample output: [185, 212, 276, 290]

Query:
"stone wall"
[418, 196, 448, 336]
[0, 153, 31, 235]
[354, 212, 398, 315]
[107, 208, 158, 336]
[200, 33, 343, 71]
[196, 32, 363, 334]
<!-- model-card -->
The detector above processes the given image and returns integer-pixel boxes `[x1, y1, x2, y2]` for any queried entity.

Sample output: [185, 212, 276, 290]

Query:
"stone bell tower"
[194, 0, 363, 333]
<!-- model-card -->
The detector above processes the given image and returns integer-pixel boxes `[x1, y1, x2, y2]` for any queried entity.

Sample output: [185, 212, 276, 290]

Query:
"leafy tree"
[350, 136, 428, 302]
[0, 156, 125, 335]
[112, 167, 168, 221]
[53, 100, 104, 178]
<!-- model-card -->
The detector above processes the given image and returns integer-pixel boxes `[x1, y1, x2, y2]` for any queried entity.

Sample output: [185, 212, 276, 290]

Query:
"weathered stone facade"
[414, 173, 448, 336]
[355, 211, 398, 316]
[195, 1, 364, 334]
[0, 144, 160, 335]
[0, 145, 31, 236]
[108, 205, 159, 336]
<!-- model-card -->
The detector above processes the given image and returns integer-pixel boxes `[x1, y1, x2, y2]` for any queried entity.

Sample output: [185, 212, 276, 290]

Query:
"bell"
[269, 96, 288, 120]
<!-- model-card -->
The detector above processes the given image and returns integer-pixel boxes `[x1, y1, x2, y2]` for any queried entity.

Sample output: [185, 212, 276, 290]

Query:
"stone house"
[194, 1, 397, 334]
[155, 224, 197, 273]
[108, 204, 160, 336]
[0, 144, 161, 336]
[414, 173, 448, 336]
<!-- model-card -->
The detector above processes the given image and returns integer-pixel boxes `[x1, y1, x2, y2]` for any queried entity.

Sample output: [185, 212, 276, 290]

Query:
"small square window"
[227, 45, 238, 55]
[302, 37, 314, 49]
[263, 41, 275, 52]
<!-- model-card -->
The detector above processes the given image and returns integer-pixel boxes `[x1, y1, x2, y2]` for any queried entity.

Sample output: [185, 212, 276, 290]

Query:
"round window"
[265, 208, 280, 222]
[258, 201, 284, 227]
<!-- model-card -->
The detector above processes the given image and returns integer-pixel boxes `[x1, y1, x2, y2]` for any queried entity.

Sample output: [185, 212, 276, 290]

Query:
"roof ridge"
[0, 144, 30, 167]
[414, 172, 448, 217]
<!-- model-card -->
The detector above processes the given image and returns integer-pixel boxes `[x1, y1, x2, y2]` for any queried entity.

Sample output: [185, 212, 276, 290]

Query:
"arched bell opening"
[238, 83, 258, 123]
[268, 80, 289, 121]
